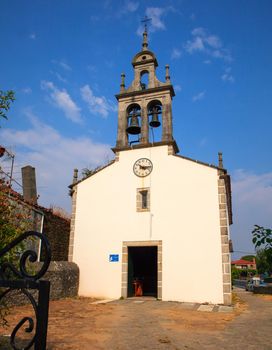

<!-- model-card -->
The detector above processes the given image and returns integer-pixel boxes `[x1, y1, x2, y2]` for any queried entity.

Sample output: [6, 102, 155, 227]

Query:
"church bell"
[149, 107, 161, 128]
[126, 114, 141, 135]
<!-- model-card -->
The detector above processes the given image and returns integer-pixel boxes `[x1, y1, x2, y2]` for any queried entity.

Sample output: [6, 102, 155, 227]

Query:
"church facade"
[69, 29, 233, 305]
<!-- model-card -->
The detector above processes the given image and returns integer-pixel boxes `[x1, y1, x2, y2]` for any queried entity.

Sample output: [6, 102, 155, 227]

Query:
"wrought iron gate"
[0, 231, 51, 350]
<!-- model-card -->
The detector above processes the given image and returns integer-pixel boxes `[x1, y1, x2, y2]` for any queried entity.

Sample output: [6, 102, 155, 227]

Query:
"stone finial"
[218, 152, 223, 168]
[229, 239, 234, 253]
[142, 29, 148, 50]
[165, 65, 170, 83]
[120, 73, 125, 92]
[73, 168, 78, 184]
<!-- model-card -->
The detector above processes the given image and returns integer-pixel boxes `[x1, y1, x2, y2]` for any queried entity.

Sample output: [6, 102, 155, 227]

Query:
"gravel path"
[1, 288, 271, 349]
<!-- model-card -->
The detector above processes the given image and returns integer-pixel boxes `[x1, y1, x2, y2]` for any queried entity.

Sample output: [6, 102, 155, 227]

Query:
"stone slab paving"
[91, 299, 114, 304]
[111, 298, 234, 313]
[179, 302, 198, 310]
[218, 305, 234, 313]
[197, 304, 215, 312]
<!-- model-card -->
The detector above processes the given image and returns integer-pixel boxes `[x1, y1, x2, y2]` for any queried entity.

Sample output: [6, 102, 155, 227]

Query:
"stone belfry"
[114, 28, 179, 154]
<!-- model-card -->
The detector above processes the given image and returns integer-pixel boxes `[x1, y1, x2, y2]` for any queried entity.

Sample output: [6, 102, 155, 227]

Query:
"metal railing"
[0, 231, 51, 350]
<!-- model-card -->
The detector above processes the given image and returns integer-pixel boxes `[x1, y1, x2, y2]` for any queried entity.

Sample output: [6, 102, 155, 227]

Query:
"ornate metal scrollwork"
[0, 231, 51, 350]
[0, 231, 51, 281]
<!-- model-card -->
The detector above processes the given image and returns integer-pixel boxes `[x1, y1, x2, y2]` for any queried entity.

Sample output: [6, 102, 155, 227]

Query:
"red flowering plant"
[0, 178, 32, 328]
[0, 180, 32, 259]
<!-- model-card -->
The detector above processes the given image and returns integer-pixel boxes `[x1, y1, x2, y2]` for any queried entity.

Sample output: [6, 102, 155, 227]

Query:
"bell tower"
[113, 28, 179, 154]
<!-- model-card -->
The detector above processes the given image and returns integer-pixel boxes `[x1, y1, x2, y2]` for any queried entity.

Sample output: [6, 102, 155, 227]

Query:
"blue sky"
[1, 0, 271, 258]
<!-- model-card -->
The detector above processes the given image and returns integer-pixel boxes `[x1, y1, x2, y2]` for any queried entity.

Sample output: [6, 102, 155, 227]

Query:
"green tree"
[0, 90, 15, 123]
[0, 181, 32, 329]
[81, 166, 100, 179]
[252, 225, 272, 275]
[0, 92, 31, 330]
[231, 267, 241, 282]
[0, 181, 32, 261]
[255, 249, 272, 275]
[241, 255, 255, 262]
[252, 225, 272, 249]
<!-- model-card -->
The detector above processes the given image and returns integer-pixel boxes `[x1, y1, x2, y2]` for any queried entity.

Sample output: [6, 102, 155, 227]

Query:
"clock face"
[133, 158, 153, 177]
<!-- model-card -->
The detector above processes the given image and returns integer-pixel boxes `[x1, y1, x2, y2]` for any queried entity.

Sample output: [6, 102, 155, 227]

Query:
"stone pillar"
[68, 186, 77, 262]
[162, 97, 173, 142]
[148, 66, 155, 88]
[21, 165, 37, 204]
[133, 69, 141, 91]
[140, 104, 149, 144]
[165, 65, 170, 83]
[120, 73, 125, 93]
[73, 168, 78, 184]
[116, 107, 128, 148]
[218, 173, 232, 305]
[218, 152, 224, 169]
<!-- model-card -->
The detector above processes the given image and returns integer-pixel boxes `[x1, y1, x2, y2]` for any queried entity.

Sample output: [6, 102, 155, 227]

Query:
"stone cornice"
[112, 140, 179, 154]
[115, 85, 175, 100]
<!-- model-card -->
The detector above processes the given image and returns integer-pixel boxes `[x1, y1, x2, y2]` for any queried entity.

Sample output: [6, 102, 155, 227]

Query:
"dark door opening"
[127, 246, 157, 297]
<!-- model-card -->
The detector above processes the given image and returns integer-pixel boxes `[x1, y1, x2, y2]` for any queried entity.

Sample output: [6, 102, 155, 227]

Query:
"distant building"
[69, 29, 233, 305]
[231, 259, 256, 270]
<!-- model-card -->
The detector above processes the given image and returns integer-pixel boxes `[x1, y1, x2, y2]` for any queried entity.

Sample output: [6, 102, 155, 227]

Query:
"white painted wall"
[72, 145, 224, 304]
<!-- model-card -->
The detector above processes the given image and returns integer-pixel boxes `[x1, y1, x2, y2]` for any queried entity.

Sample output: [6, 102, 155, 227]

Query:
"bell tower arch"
[113, 28, 179, 154]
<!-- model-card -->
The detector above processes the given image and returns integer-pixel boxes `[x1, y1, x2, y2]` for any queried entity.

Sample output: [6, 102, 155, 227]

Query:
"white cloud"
[205, 35, 222, 49]
[231, 170, 272, 257]
[59, 61, 72, 71]
[80, 84, 117, 118]
[123, 1, 139, 13]
[51, 60, 72, 71]
[126, 1, 139, 12]
[50, 70, 68, 83]
[0, 113, 113, 211]
[146, 7, 166, 31]
[21, 87, 32, 94]
[174, 84, 182, 92]
[192, 91, 206, 102]
[137, 7, 170, 35]
[55, 72, 68, 83]
[171, 48, 182, 60]
[116, 1, 139, 18]
[41, 80, 82, 124]
[185, 27, 232, 62]
[185, 36, 205, 53]
[221, 67, 235, 83]
[191, 27, 206, 37]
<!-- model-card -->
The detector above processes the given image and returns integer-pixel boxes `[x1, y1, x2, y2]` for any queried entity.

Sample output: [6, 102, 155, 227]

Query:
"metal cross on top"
[141, 15, 152, 31]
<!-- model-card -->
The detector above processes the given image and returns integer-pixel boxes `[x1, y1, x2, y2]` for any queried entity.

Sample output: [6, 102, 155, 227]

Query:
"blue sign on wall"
[109, 254, 119, 262]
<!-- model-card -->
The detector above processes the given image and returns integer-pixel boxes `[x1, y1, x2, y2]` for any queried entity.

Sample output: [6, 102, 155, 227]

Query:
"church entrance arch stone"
[121, 240, 162, 299]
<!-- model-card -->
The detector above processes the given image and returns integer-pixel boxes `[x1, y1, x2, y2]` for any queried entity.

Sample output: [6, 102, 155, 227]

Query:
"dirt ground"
[0, 289, 271, 349]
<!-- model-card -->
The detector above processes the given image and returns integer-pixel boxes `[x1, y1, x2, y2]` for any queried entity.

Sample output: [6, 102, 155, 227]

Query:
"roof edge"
[173, 154, 225, 171]
[69, 159, 116, 188]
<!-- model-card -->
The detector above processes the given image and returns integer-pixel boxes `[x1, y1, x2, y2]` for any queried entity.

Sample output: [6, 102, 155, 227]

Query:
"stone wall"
[42, 211, 70, 261]
[3, 262, 79, 306]
[253, 286, 272, 295]
[42, 261, 79, 299]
